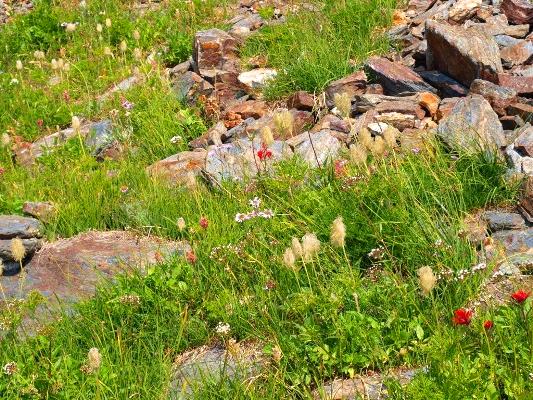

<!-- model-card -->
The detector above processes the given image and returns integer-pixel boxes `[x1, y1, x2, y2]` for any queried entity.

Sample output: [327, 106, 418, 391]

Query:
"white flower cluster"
[235, 197, 274, 223]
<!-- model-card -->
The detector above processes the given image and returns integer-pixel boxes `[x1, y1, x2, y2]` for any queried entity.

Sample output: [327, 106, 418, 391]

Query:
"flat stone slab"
[0, 215, 42, 239]
[483, 211, 527, 232]
[169, 343, 264, 399]
[0, 231, 190, 302]
[492, 228, 533, 254]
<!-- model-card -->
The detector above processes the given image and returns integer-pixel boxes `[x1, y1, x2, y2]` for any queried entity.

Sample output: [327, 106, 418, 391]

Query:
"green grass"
[0, 0, 532, 398]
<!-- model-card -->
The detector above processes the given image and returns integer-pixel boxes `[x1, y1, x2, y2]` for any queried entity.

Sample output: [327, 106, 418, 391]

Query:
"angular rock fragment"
[147, 150, 207, 187]
[193, 29, 240, 82]
[366, 57, 436, 94]
[507, 102, 533, 121]
[224, 100, 269, 120]
[501, 0, 533, 24]
[172, 71, 214, 103]
[419, 70, 468, 97]
[237, 68, 277, 89]
[286, 130, 342, 167]
[469, 79, 517, 115]
[325, 71, 367, 104]
[497, 74, 533, 95]
[22, 202, 55, 222]
[514, 125, 533, 156]
[425, 20, 503, 87]
[492, 228, 533, 254]
[287, 91, 315, 111]
[0, 215, 42, 239]
[500, 40, 533, 68]
[448, 0, 482, 23]
[483, 211, 526, 231]
[519, 176, 533, 222]
[437, 95, 505, 152]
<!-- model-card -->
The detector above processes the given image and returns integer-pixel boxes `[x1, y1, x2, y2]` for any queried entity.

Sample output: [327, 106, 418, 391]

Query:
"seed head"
[119, 40, 127, 53]
[330, 216, 346, 248]
[283, 247, 296, 270]
[301, 233, 320, 261]
[1, 133, 11, 148]
[71, 115, 81, 131]
[87, 348, 102, 372]
[291, 237, 303, 259]
[66, 23, 77, 32]
[133, 30, 141, 41]
[358, 128, 373, 149]
[133, 48, 142, 60]
[215, 322, 231, 335]
[105, 18, 112, 28]
[334, 92, 351, 119]
[371, 136, 386, 156]
[273, 110, 293, 138]
[104, 47, 113, 57]
[383, 126, 398, 149]
[57, 58, 64, 70]
[51, 59, 58, 70]
[349, 143, 367, 166]
[272, 345, 282, 363]
[3, 362, 17, 376]
[16, 60, 23, 71]
[96, 23, 103, 33]
[417, 266, 436, 296]
[260, 126, 274, 146]
[34, 50, 45, 60]
[10, 238, 25, 262]
[177, 217, 186, 231]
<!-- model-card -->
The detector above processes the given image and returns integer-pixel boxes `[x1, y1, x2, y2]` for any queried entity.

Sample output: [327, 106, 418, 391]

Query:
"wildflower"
[302, 233, 320, 261]
[417, 266, 436, 296]
[10, 78, 19, 85]
[3, 362, 17, 375]
[330, 216, 346, 248]
[264, 280, 276, 291]
[16, 60, 23, 70]
[235, 213, 247, 223]
[333, 92, 351, 119]
[119, 294, 141, 306]
[291, 237, 303, 259]
[283, 247, 296, 269]
[63, 90, 71, 102]
[63, 62, 70, 72]
[249, 197, 261, 209]
[483, 320, 494, 330]
[11, 238, 25, 262]
[37, 119, 44, 128]
[215, 322, 231, 335]
[273, 110, 293, 137]
[133, 47, 142, 60]
[399, 348, 408, 357]
[96, 23, 103, 33]
[177, 217, 186, 231]
[411, 147, 421, 154]
[334, 159, 348, 178]
[199, 216, 209, 229]
[119, 40, 128, 53]
[349, 143, 367, 166]
[87, 348, 102, 372]
[186, 250, 197, 264]
[260, 126, 274, 146]
[65, 23, 77, 32]
[1, 133, 11, 147]
[79, 0, 87, 8]
[258, 209, 274, 218]
[511, 289, 530, 304]
[57, 58, 64, 70]
[120, 97, 134, 110]
[120, 185, 129, 193]
[105, 18, 112, 28]
[71, 115, 81, 131]
[34, 50, 45, 60]
[0, 167, 4, 176]
[452, 308, 473, 325]
[368, 246, 385, 261]
[133, 29, 141, 41]
[257, 144, 273, 161]
[51, 59, 58, 70]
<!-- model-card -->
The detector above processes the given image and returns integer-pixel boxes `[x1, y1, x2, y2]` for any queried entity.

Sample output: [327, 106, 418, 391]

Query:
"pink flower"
[186, 250, 197, 264]
[199, 216, 209, 229]
[120, 185, 129, 193]
[36, 119, 44, 128]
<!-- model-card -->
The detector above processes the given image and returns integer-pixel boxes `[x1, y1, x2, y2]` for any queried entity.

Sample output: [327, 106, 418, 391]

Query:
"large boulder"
[437, 95, 505, 152]
[500, 40, 533, 68]
[425, 20, 503, 87]
[0, 215, 42, 239]
[286, 130, 343, 167]
[147, 150, 207, 187]
[365, 57, 436, 94]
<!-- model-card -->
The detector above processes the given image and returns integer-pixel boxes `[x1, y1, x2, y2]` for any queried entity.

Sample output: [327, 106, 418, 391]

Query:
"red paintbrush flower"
[483, 320, 494, 330]
[511, 289, 530, 304]
[186, 250, 197, 264]
[257, 144, 272, 161]
[452, 308, 473, 325]
[199, 216, 209, 229]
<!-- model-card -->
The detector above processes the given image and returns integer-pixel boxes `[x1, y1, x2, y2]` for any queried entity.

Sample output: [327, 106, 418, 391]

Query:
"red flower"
[483, 320, 494, 330]
[36, 119, 44, 128]
[511, 289, 530, 304]
[452, 308, 473, 325]
[334, 159, 348, 177]
[0, 167, 4, 176]
[199, 216, 209, 229]
[257, 145, 272, 161]
[186, 250, 197, 264]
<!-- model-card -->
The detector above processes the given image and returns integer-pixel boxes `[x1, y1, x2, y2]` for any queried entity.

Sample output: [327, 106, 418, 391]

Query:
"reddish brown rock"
[519, 176, 533, 222]
[407, 0, 438, 14]
[419, 70, 468, 98]
[436, 97, 461, 120]
[514, 125, 533, 156]
[374, 100, 426, 120]
[417, 92, 440, 117]
[469, 79, 518, 116]
[425, 20, 503, 87]
[325, 71, 367, 103]
[498, 73, 533, 95]
[22, 202, 55, 222]
[287, 91, 315, 111]
[500, 40, 533, 68]
[365, 57, 436, 94]
[507, 102, 533, 121]
[501, 0, 533, 24]
[193, 29, 241, 83]
[147, 150, 207, 187]
[224, 100, 269, 120]
[311, 114, 351, 134]
[365, 84, 384, 94]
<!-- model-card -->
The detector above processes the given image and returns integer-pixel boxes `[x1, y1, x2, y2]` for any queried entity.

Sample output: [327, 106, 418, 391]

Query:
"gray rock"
[0, 238, 42, 262]
[237, 68, 277, 89]
[514, 125, 533, 157]
[287, 130, 342, 167]
[0, 215, 42, 239]
[492, 228, 533, 254]
[494, 35, 523, 47]
[172, 71, 214, 103]
[437, 95, 505, 152]
[483, 211, 526, 231]
[419, 70, 468, 97]
[425, 20, 503, 87]
[84, 120, 115, 159]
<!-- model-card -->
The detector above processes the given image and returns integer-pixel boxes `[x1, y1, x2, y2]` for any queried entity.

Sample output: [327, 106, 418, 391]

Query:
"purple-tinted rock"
[501, 0, 533, 24]
[483, 211, 526, 231]
[469, 79, 517, 115]
[419, 70, 468, 97]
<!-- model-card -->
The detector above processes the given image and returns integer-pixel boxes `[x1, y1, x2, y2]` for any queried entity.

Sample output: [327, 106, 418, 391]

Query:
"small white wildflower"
[3, 362, 17, 375]
[33, 50, 45, 60]
[215, 322, 231, 335]
[66, 23, 77, 32]
[258, 209, 274, 219]
[249, 197, 261, 209]
[10, 78, 19, 85]
[170, 135, 182, 144]
[177, 217, 186, 231]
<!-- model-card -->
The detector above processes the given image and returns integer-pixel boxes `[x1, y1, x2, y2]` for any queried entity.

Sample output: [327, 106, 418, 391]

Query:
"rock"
[286, 130, 342, 167]
[147, 150, 207, 187]
[522, 157, 533, 174]
[448, 0, 482, 23]
[407, 0, 438, 15]
[518, 176, 533, 222]
[193, 29, 240, 83]
[287, 91, 315, 111]
[172, 71, 214, 103]
[204, 139, 293, 184]
[507, 103, 533, 123]
[469, 79, 517, 115]
[245, 109, 314, 140]
[0, 231, 190, 302]
[497, 73, 533, 95]
[417, 91, 440, 117]
[229, 14, 264, 38]
[483, 210, 526, 231]
[169, 343, 264, 400]
[437, 95, 505, 152]
[97, 75, 139, 103]
[168, 59, 192, 79]
[374, 100, 426, 120]
[495, 35, 523, 47]
[367, 122, 390, 136]
[492, 228, 533, 254]
[501, 0, 533, 24]
[436, 97, 461, 120]
[313, 368, 422, 400]
[325, 71, 367, 104]
[224, 100, 269, 120]
[419, 70, 468, 97]
[425, 20, 503, 87]
[84, 120, 117, 160]
[375, 112, 416, 131]
[506, 144, 525, 172]
[365, 57, 436, 94]
[0, 238, 42, 263]
[500, 115, 525, 130]
[237, 68, 277, 89]
[365, 84, 385, 95]
[189, 122, 228, 149]
[0, 215, 42, 239]
[311, 114, 351, 134]
[22, 202, 55, 222]
[500, 40, 533, 68]
[509, 64, 533, 77]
